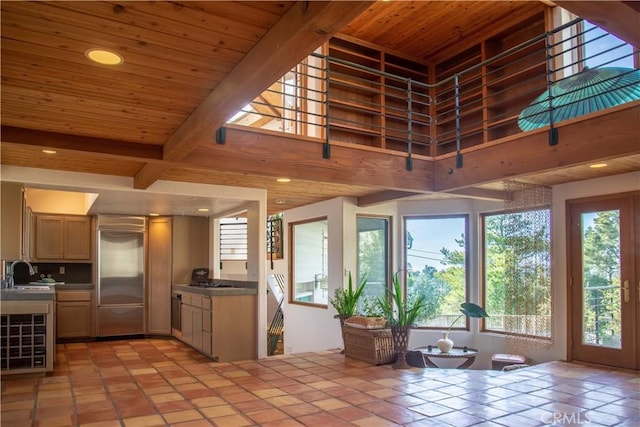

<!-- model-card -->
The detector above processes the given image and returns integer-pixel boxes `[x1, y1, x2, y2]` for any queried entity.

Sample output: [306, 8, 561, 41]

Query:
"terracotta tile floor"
[1, 338, 639, 427]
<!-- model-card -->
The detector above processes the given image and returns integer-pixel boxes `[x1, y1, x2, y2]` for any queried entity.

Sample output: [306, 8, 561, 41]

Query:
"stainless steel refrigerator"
[97, 216, 146, 337]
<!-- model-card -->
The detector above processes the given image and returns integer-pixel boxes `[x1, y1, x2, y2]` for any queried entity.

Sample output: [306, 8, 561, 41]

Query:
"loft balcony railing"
[226, 18, 638, 167]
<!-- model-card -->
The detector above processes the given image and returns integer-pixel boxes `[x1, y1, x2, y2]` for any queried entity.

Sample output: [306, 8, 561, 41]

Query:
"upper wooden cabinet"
[147, 216, 172, 335]
[34, 214, 91, 260]
[0, 182, 23, 260]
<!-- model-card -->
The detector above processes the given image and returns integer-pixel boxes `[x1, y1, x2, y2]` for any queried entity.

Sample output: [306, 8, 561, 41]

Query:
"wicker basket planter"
[342, 325, 395, 365]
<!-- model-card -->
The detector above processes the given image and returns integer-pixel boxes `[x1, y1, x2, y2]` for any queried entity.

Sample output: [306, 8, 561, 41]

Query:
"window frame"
[288, 216, 329, 308]
[403, 214, 470, 330]
[356, 215, 392, 313]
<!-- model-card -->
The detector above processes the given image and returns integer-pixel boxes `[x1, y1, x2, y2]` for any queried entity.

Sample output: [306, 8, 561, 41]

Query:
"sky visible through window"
[406, 217, 465, 272]
[584, 21, 634, 68]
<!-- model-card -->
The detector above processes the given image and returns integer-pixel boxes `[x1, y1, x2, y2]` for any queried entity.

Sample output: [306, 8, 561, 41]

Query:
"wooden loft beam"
[553, 1, 640, 46]
[181, 127, 434, 193]
[432, 102, 640, 192]
[0, 125, 433, 193]
[133, 0, 375, 189]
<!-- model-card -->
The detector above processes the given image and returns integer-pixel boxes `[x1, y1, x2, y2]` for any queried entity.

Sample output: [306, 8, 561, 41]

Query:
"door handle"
[622, 280, 629, 303]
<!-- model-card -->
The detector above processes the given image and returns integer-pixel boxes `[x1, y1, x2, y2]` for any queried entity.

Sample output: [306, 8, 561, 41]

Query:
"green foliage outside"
[484, 210, 551, 336]
[357, 212, 554, 334]
[581, 210, 621, 347]
[407, 234, 466, 327]
[374, 273, 427, 326]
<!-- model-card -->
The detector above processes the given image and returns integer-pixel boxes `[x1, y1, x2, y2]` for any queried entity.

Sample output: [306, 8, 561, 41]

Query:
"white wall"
[280, 171, 640, 368]
[281, 197, 345, 353]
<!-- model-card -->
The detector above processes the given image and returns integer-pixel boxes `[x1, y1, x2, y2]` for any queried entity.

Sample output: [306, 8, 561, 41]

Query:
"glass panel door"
[580, 210, 621, 349]
[569, 193, 638, 369]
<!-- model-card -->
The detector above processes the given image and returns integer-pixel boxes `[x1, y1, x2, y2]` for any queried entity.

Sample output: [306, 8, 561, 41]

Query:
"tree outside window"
[404, 215, 468, 328]
[482, 208, 551, 338]
[581, 210, 621, 348]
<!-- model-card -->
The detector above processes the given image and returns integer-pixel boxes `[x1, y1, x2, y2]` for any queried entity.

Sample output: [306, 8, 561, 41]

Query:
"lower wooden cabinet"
[212, 295, 257, 362]
[176, 289, 257, 361]
[56, 290, 92, 339]
[180, 293, 204, 352]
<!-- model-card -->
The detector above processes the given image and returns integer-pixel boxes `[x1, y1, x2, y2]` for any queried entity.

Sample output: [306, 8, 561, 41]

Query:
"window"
[404, 215, 468, 328]
[290, 217, 328, 306]
[219, 217, 247, 261]
[482, 208, 551, 338]
[356, 216, 390, 312]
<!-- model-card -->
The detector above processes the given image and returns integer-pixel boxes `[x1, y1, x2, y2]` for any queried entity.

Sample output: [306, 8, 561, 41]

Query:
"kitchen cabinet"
[56, 290, 92, 339]
[34, 214, 91, 260]
[176, 288, 257, 361]
[212, 295, 257, 362]
[0, 182, 24, 261]
[147, 217, 172, 335]
[201, 297, 212, 356]
[172, 216, 209, 284]
[180, 292, 204, 352]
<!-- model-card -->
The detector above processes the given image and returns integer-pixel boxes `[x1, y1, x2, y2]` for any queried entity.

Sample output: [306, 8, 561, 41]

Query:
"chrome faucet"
[6, 259, 36, 288]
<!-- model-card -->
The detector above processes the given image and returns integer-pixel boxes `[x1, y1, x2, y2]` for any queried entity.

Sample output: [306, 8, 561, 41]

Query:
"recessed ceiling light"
[85, 48, 123, 65]
[42, 149, 57, 154]
[276, 178, 291, 183]
[589, 163, 608, 169]
[275, 199, 286, 205]
[197, 208, 209, 212]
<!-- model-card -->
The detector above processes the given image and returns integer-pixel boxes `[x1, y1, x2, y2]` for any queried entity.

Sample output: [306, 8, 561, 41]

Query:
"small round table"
[412, 346, 479, 369]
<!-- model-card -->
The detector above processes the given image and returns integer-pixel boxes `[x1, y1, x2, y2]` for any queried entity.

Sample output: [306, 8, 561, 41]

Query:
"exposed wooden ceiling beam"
[358, 190, 425, 207]
[553, 1, 640, 46]
[133, 0, 375, 189]
[0, 126, 162, 160]
[433, 102, 640, 192]
[0, 124, 432, 193]
[442, 188, 509, 202]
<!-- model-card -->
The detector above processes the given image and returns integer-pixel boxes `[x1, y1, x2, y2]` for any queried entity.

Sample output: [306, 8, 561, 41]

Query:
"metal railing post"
[406, 78, 413, 171]
[454, 74, 463, 168]
[323, 58, 331, 159]
[545, 32, 558, 146]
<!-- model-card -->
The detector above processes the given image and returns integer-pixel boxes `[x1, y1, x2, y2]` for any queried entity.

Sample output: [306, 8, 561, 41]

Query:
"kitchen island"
[172, 281, 257, 362]
[0, 287, 55, 375]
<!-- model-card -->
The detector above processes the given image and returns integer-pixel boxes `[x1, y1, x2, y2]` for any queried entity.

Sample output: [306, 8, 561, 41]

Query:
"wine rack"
[0, 313, 47, 370]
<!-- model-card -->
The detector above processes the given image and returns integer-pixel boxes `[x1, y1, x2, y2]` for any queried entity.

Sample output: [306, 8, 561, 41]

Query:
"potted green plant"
[330, 272, 367, 352]
[329, 272, 367, 320]
[437, 302, 489, 353]
[375, 273, 427, 368]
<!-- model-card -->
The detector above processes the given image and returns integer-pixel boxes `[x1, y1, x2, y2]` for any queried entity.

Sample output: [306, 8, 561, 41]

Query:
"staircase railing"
[267, 273, 286, 356]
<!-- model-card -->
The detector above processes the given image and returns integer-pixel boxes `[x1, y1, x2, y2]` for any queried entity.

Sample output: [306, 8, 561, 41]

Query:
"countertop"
[1, 286, 56, 300]
[173, 283, 258, 296]
[55, 283, 94, 291]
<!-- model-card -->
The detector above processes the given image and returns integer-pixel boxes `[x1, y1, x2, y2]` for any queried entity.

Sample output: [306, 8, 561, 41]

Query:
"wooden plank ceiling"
[1, 1, 638, 215]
